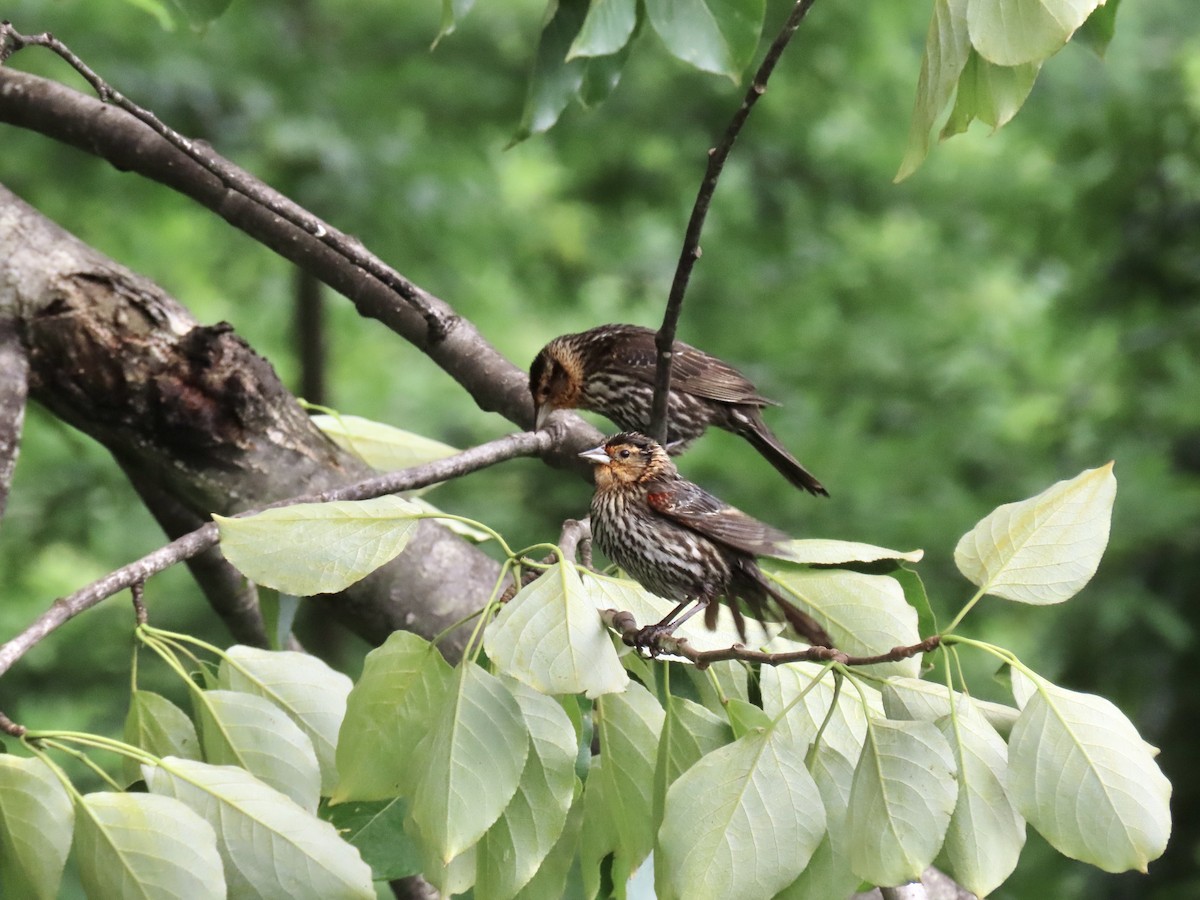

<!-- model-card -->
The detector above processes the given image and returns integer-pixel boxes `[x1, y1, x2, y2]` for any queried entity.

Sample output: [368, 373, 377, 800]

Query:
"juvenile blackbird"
[530, 324, 827, 496]
[580, 431, 832, 648]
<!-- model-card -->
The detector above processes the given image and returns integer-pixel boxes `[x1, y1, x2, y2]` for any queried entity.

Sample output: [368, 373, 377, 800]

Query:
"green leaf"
[593, 681, 665, 884]
[144, 757, 374, 898]
[936, 700, 1026, 897]
[579, 39, 634, 107]
[485, 562, 628, 698]
[1075, 0, 1121, 57]
[941, 50, 1042, 137]
[434, 0, 477, 46]
[761, 663, 875, 762]
[218, 645, 353, 795]
[846, 718, 958, 886]
[896, 0, 971, 182]
[883, 676, 1020, 736]
[333, 631, 452, 802]
[310, 414, 460, 472]
[568, 0, 638, 59]
[654, 697, 733, 811]
[772, 538, 924, 566]
[580, 756, 618, 900]
[511, 792, 585, 900]
[409, 664, 530, 862]
[74, 792, 224, 900]
[765, 569, 921, 676]
[476, 678, 579, 900]
[658, 725, 825, 900]
[644, 0, 765, 80]
[725, 697, 772, 738]
[195, 689, 321, 811]
[512, 0, 591, 143]
[260, 592, 300, 650]
[775, 742, 860, 900]
[684, 659, 750, 713]
[1007, 679, 1171, 872]
[214, 495, 423, 595]
[893, 565, 938, 641]
[324, 798, 421, 881]
[122, 690, 201, 785]
[967, 0, 1106, 66]
[0, 755, 74, 900]
[954, 462, 1116, 604]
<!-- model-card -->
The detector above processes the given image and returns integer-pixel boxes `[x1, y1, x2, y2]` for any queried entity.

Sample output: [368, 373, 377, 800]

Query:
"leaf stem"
[941, 585, 987, 635]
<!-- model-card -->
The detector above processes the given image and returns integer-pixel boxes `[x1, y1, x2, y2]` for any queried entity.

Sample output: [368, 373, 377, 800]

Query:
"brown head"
[578, 432, 676, 489]
[530, 334, 587, 430]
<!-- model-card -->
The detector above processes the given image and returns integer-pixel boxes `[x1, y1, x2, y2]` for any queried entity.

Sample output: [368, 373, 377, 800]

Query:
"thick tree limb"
[0, 183, 551, 675]
[0, 314, 27, 520]
[0, 66, 603, 469]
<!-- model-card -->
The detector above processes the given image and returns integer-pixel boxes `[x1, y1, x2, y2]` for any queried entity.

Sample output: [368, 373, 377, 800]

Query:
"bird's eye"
[618, 449, 631, 459]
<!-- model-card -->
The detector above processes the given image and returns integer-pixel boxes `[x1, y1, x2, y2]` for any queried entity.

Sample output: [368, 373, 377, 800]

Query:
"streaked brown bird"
[530, 323, 827, 496]
[580, 431, 832, 648]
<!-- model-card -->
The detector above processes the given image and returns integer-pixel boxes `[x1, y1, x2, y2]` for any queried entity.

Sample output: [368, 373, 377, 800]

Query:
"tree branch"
[0, 64, 602, 471]
[650, 0, 820, 441]
[600, 608, 940, 669]
[0, 183, 556, 681]
[0, 23, 450, 333]
[0, 430, 550, 680]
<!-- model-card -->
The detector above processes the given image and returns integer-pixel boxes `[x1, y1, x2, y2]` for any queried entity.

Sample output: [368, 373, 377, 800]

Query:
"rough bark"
[0, 182, 497, 659]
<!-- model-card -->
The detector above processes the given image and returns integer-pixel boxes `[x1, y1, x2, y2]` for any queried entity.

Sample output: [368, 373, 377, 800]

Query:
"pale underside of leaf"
[75, 792, 225, 900]
[954, 463, 1116, 604]
[846, 718, 958, 886]
[144, 757, 375, 898]
[1007, 681, 1170, 873]
[214, 494, 423, 595]
[0, 755, 75, 900]
[484, 562, 628, 698]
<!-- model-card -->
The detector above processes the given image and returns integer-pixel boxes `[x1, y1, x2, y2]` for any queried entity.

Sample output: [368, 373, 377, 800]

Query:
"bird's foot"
[628, 623, 677, 657]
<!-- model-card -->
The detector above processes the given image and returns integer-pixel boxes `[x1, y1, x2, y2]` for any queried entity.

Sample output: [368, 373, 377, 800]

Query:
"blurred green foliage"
[2, 0, 1198, 896]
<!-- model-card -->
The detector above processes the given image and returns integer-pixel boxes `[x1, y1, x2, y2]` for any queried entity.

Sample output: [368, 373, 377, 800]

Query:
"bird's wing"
[606, 326, 775, 406]
[646, 479, 792, 556]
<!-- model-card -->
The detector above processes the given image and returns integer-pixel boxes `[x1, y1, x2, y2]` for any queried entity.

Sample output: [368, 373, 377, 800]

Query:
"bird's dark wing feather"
[602, 326, 775, 406]
[646, 479, 792, 556]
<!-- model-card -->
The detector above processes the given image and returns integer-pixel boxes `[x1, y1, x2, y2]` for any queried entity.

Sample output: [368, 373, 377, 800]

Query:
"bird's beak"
[578, 445, 611, 466]
[534, 401, 551, 431]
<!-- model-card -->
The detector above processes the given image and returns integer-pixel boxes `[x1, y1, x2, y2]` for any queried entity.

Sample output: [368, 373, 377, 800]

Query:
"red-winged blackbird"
[580, 431, 833, 648]
[531, 323, 827, 496]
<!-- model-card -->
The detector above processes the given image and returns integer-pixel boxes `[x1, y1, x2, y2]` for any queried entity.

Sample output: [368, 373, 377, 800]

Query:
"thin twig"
[0, 22, 451, 340]
[0, 708, 26, 737]
[0, 430, 552, 680]
[130, 581, 148, 626]
[601, 608, 939, 670]
[649, 0, 820, 441]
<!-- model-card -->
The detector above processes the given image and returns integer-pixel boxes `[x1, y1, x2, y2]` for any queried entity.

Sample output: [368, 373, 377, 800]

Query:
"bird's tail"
[732, 409, 828, 497]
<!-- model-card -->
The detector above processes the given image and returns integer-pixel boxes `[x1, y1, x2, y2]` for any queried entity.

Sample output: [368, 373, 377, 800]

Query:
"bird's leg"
[631, 596, 709, 655]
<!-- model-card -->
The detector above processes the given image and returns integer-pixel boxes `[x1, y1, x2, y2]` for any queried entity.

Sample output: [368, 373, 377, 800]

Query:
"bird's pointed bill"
[579, 445, 611, 465]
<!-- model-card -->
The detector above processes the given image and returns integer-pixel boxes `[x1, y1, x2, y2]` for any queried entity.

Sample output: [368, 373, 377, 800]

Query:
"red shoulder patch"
[646, 491, 671, 511]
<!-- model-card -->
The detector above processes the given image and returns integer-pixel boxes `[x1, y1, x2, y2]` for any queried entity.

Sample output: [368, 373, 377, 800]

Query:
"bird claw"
[627, 623, 675, 657]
